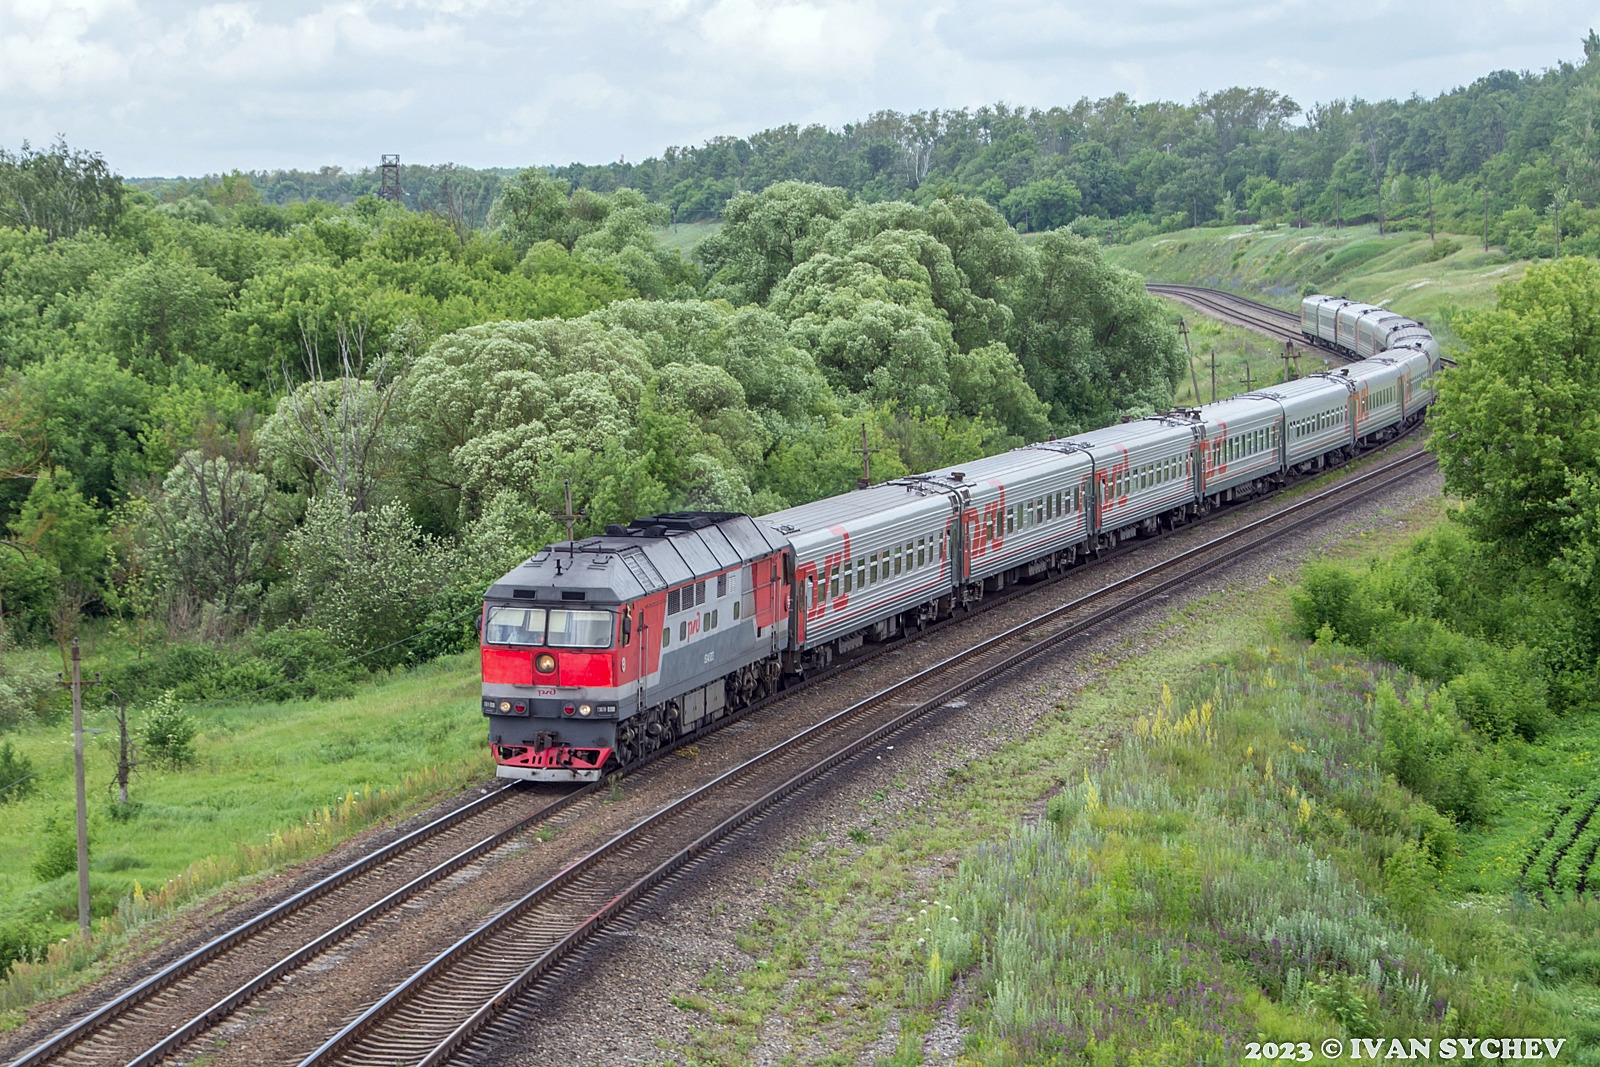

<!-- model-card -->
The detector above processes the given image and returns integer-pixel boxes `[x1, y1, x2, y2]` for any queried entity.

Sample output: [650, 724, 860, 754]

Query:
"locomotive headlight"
[578, 704, 592, 716]
[498, 700, 512, 712]
[535, 653, 556, 674]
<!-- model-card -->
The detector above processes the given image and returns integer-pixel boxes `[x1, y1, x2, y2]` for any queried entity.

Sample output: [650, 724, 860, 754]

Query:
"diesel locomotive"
[481, 292, 1440, 782]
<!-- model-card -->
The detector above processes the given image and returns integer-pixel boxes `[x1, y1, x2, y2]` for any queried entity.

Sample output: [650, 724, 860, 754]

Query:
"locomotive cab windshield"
[483, 604, 615, 649]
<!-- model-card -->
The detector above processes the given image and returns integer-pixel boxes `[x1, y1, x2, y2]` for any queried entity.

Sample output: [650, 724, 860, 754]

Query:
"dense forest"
[140, 33, 1600, 259]
[0, 141, 1179, 715]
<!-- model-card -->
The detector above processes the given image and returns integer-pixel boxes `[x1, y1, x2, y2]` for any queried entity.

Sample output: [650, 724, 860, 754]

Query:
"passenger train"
[480, 293, 1441, 781]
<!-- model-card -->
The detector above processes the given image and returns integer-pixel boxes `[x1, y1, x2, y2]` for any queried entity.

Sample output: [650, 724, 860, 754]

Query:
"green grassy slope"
[1107, 223, 1529, 354]
[0, 651, 488, 1013]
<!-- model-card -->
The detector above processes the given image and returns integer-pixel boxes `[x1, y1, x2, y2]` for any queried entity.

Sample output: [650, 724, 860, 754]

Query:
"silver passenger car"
[1045, 419, 1199, 541]
[759, 482, 956, 652]
[924, 447, 1095, 588]
[1250, 376, 1354, 469]
[1194, 394, 1283, 498]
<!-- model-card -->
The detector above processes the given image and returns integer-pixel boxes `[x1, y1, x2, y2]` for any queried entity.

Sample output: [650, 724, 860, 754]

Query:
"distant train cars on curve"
[480, 293, 1442, 782]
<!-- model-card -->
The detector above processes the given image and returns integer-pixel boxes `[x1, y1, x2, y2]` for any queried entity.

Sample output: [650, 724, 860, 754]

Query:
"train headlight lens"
[578, 704, 592, 716]
[498, 700, 511, 712]
[535, 653, 556, 674]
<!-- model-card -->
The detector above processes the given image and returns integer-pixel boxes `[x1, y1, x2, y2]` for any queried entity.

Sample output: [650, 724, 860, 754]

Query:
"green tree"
[146, 440, 280, 621]
[287, 493, 453, 665]
[1007, 231, 1185, 429]
[1430, 258, 1600, 564]
[697, 182, 851, 305]
[89, 251, 231, 382]
[0, 138, 124, 240]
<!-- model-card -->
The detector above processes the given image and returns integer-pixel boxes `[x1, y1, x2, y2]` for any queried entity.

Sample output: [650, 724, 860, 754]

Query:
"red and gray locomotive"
[482, 293, 1441, 782]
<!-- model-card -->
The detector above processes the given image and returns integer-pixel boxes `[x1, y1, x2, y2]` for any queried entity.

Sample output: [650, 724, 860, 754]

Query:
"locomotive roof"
[485, 511, 786, 603]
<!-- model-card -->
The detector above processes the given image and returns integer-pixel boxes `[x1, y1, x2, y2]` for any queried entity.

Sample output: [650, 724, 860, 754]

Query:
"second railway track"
[298, 446, 1439, 1067]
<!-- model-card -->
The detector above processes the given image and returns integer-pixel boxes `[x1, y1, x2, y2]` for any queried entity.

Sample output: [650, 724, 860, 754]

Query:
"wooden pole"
[1210, 348, 1217, 405]
[1179, 318, 1201, 404]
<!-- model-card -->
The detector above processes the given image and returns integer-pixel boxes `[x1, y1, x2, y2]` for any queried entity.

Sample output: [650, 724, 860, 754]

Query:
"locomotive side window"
[486, 606, 545, 645]
[662, 628, 670, 648]
[546, 609, 614, 649]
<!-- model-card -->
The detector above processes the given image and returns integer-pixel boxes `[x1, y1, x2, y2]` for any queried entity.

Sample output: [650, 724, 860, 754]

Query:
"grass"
[0, 650, 490, 1021]
[1106, 223, 1529, 355]
[665, 494, 1599, 1065]
[655, 221, 721, 257]
[1162, 312, 1322, 407]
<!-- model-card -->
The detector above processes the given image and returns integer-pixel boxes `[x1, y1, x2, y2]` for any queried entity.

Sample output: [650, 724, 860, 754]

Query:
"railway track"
[297, 446, 1439, 1067]
[9, 430, 1432, 1067]
[1146, 283, 1457, 368]
[1146, 283, 1307, 345]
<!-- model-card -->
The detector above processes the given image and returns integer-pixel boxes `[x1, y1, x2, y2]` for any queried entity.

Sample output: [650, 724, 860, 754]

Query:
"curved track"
[299, 447, 1439, 1067]
[1146, 283, 1456, 368]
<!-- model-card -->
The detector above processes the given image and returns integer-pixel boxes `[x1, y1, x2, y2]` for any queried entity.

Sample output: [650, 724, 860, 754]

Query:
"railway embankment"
[444, 455, 1479, 1065]
[464, 471, 1596, 1066]
[1105, 222, 1525, 354]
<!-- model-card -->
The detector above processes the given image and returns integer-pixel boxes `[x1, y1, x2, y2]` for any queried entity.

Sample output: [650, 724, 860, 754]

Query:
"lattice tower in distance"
[379, 154, 403, 202]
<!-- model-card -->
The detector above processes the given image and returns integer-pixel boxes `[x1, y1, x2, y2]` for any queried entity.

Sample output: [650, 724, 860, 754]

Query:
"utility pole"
[1554, 188, 1562, 258]
[854, 422, 881, 489]
[1210, 348, 1217, 405]
[1244, 363, 1252, 394]
[553, 480, 585, 559]
[1179, 318, 1201, 404]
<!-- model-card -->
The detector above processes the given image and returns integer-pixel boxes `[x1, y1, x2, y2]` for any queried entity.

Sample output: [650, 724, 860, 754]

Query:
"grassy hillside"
[1106, 223, 1530, 354]
[0, 653, 487, 1023]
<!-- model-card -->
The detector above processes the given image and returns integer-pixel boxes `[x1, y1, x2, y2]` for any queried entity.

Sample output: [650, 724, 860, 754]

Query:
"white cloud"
[0, 0, 1596, 175]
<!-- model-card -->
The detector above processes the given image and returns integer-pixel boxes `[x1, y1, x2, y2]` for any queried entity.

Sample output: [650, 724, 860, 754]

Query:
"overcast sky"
[3, 0, 1598, 178]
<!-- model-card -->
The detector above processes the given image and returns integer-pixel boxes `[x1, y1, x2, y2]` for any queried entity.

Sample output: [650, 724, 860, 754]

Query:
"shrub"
[247, 626, 362, 700]
[141, 691, 197, 768]
[1375, 682, 1488, 826]
[0, 740, 37, 804]
[0, 919, 49, 978]
[31, 815, 79, 881]
[1291, 562, 1386, 644]
[1425, 237, 1462, 262]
